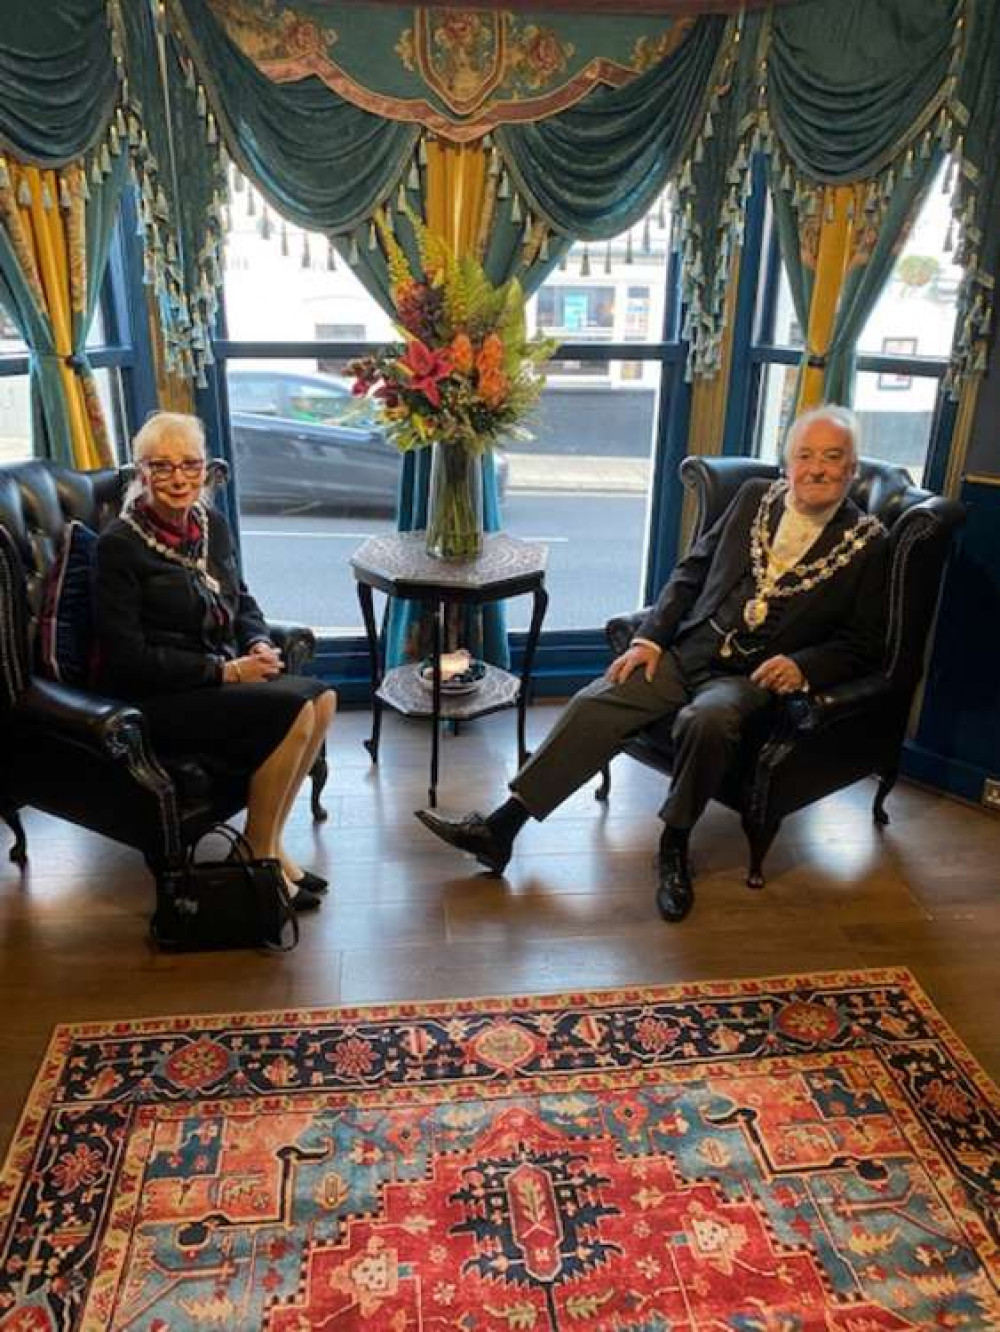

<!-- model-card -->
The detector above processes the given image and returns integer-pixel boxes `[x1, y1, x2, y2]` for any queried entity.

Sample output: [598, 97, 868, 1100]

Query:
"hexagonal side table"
[351, 532, 549, 807]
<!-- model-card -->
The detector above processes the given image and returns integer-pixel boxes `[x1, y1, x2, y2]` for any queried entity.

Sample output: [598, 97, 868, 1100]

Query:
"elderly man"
[416, 404, 890, 922]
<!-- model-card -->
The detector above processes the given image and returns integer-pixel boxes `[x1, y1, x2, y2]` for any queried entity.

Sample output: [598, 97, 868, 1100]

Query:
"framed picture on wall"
[878, 337, 917, 389]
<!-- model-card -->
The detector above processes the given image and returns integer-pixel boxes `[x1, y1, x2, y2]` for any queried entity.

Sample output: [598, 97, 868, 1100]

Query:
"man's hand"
[606, 641, 661, 685]
[750, 654, 806, 695]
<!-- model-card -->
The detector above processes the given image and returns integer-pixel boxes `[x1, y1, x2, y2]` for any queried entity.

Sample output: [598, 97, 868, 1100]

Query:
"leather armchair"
[0, 458, 328, 878]
[601, 455, 965, 887]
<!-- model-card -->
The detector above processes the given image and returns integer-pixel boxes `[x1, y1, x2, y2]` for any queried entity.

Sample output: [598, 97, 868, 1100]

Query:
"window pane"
[227, 193, 676, 635]
[226, 358, 400, 634]
[228, 355, 664, 635]
[772, 264, 805, 349]
[530, 197, 673, 361]
[753, 362, 798, 462]
[0, 374, 32, 463]
[754, 359, 939, 478]
[94, 367, 126, 460]
[858, 166, 960, 359]
[0, 368, 123, 465]
[0, 303, 27, 355]
[223, 183, 392, 346]
[503, 358, 662, 632]
[854, 370, 939, 477]
[86, 305, 107, 349]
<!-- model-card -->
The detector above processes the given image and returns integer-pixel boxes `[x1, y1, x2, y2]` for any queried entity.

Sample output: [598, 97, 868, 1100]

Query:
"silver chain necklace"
[743, 481, 882, 630]
[121, 501, 222, 594]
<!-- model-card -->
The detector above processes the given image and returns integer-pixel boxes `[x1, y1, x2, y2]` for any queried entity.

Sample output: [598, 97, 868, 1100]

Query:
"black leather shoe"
[292, 869, 329, 896]
[415, 809, 511, 874]
[656, 836, 694, 922]
[290, 883, 323, 912]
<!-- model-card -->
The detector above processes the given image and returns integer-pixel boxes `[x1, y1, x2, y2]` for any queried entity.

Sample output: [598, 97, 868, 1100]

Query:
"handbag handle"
[188, 823, 300, 951]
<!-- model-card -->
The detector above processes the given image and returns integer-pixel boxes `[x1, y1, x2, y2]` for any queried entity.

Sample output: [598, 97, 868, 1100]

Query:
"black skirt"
[138, 677, 333, 774]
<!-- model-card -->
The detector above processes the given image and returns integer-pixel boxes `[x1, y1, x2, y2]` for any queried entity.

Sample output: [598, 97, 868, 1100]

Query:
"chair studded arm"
[606, 611, 649, 656]
[12, 679, 155, 760]
[777, 674, 895, 736]
[11, 680, 184, 861]
[266, 622, 318, 675]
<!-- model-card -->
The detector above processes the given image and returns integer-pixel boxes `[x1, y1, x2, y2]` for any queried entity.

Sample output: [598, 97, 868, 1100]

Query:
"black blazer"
[96, 507, 269, 699]
[636, 479, 890, 691]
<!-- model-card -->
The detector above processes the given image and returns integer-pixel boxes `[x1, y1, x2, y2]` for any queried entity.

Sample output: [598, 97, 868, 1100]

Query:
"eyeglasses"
[144, 459, 206, 480]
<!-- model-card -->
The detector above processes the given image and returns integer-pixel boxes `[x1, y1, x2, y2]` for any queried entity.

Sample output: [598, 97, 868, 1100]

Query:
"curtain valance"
[766, 0, 959, 184]
[193, 1, 703, 143]
[0, 0, 119, 166]
[762, 0, 1000, 390]
[175, 0, 420, 238]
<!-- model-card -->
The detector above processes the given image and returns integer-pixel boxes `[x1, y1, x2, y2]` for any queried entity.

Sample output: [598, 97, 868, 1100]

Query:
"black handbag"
[151, 825, 299, 952]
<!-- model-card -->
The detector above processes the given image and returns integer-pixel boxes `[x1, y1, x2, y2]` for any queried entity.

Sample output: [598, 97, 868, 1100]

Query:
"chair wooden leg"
[310, 743, 329, 823]
[0, 800, 27, 868]
[743, 815, 781, 890]
[594, 764, 611, 803]
[873, 770, 896, 827]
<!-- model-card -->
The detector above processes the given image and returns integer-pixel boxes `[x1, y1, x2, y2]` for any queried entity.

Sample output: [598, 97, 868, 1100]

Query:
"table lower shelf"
[377, 662, 521, 720]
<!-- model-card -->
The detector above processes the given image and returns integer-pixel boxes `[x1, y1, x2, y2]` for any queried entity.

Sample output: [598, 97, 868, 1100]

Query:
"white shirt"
[633, 489, 842, 660]
[766, 492, 841, 583]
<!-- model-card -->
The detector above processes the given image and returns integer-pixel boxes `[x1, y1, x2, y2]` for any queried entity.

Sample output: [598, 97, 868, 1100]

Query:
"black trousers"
[511, 631, 773, 829]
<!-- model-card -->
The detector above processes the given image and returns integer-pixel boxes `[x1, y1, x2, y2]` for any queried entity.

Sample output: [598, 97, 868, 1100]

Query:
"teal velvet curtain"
[495, 13, 754, 376]
[765, 0, 1000, 394]
[0, 0, 118, 166]
[767, 0, 958, 183]
[117, 0, 229, 385]
[0, 153, 128, 465]
[772, 163, 942, 410]
[0, 226, 68, 460]
[173, 0, 420, 243]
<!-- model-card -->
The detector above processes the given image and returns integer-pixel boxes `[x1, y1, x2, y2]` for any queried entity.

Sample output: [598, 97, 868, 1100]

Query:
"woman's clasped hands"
[223, 641, 285, 684]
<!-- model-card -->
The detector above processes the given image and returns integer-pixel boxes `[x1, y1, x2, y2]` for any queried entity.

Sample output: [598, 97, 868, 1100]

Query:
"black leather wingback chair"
[602, 455, 965, 887]
[0, 458, 329, 881]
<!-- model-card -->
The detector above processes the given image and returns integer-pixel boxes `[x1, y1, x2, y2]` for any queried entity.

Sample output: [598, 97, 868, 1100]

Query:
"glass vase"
[425, 440, 483, 560]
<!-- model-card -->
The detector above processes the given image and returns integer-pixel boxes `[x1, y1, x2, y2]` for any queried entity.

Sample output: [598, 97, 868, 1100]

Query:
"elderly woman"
[95, 411, 336, 909]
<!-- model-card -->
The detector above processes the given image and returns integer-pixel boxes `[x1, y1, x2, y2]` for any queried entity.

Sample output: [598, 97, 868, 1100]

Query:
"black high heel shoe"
[291, 869, 329, 896]
[289, 882, 323, 912]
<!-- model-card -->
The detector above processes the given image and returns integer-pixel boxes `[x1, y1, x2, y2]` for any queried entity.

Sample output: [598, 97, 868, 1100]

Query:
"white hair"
[122, 412, 207, 512]
[782, 403, 861, 473]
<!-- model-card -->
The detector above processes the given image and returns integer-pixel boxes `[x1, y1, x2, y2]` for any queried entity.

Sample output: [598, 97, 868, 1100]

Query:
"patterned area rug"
[2, 969, 999, 1331]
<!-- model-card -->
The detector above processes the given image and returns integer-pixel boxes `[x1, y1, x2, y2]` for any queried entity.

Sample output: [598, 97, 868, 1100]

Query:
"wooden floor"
[2, 703, 999, 1155]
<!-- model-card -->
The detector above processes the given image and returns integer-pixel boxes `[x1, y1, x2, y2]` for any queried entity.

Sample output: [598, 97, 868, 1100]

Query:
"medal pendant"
[743, 596, 768, 629]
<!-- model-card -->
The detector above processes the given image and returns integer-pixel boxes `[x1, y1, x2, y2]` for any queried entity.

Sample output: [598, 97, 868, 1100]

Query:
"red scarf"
[134, 499, 203, 555]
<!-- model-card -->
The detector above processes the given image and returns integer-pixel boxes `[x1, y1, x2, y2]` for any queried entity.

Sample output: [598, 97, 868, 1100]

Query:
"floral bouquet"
[348, 212, 555, 557]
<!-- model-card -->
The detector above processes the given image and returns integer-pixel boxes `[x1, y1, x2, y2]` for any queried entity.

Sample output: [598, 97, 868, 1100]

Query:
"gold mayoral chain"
[744, 481, 883, 631]
[122, 500, 222, 594]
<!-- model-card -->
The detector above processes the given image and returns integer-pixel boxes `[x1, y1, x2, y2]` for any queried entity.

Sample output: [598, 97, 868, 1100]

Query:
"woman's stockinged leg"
[243, 702, 316, 866]
[274, 690, 338, 880]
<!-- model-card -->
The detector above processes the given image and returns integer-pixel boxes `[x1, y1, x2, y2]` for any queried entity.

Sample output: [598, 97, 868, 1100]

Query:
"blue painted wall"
[906, 338, 1000, 804]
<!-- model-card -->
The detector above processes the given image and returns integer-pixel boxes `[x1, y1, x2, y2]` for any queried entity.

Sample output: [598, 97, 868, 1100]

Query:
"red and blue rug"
[1, 969, 999, 1330]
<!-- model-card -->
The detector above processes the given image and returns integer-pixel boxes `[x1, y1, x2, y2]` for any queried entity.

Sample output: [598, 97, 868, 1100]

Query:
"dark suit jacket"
[636, 479, 890, 692]
[96, 508, 269, 699]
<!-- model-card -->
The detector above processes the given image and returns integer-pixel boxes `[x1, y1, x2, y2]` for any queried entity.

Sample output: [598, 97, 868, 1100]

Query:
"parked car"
[228, 368, 508, 515]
